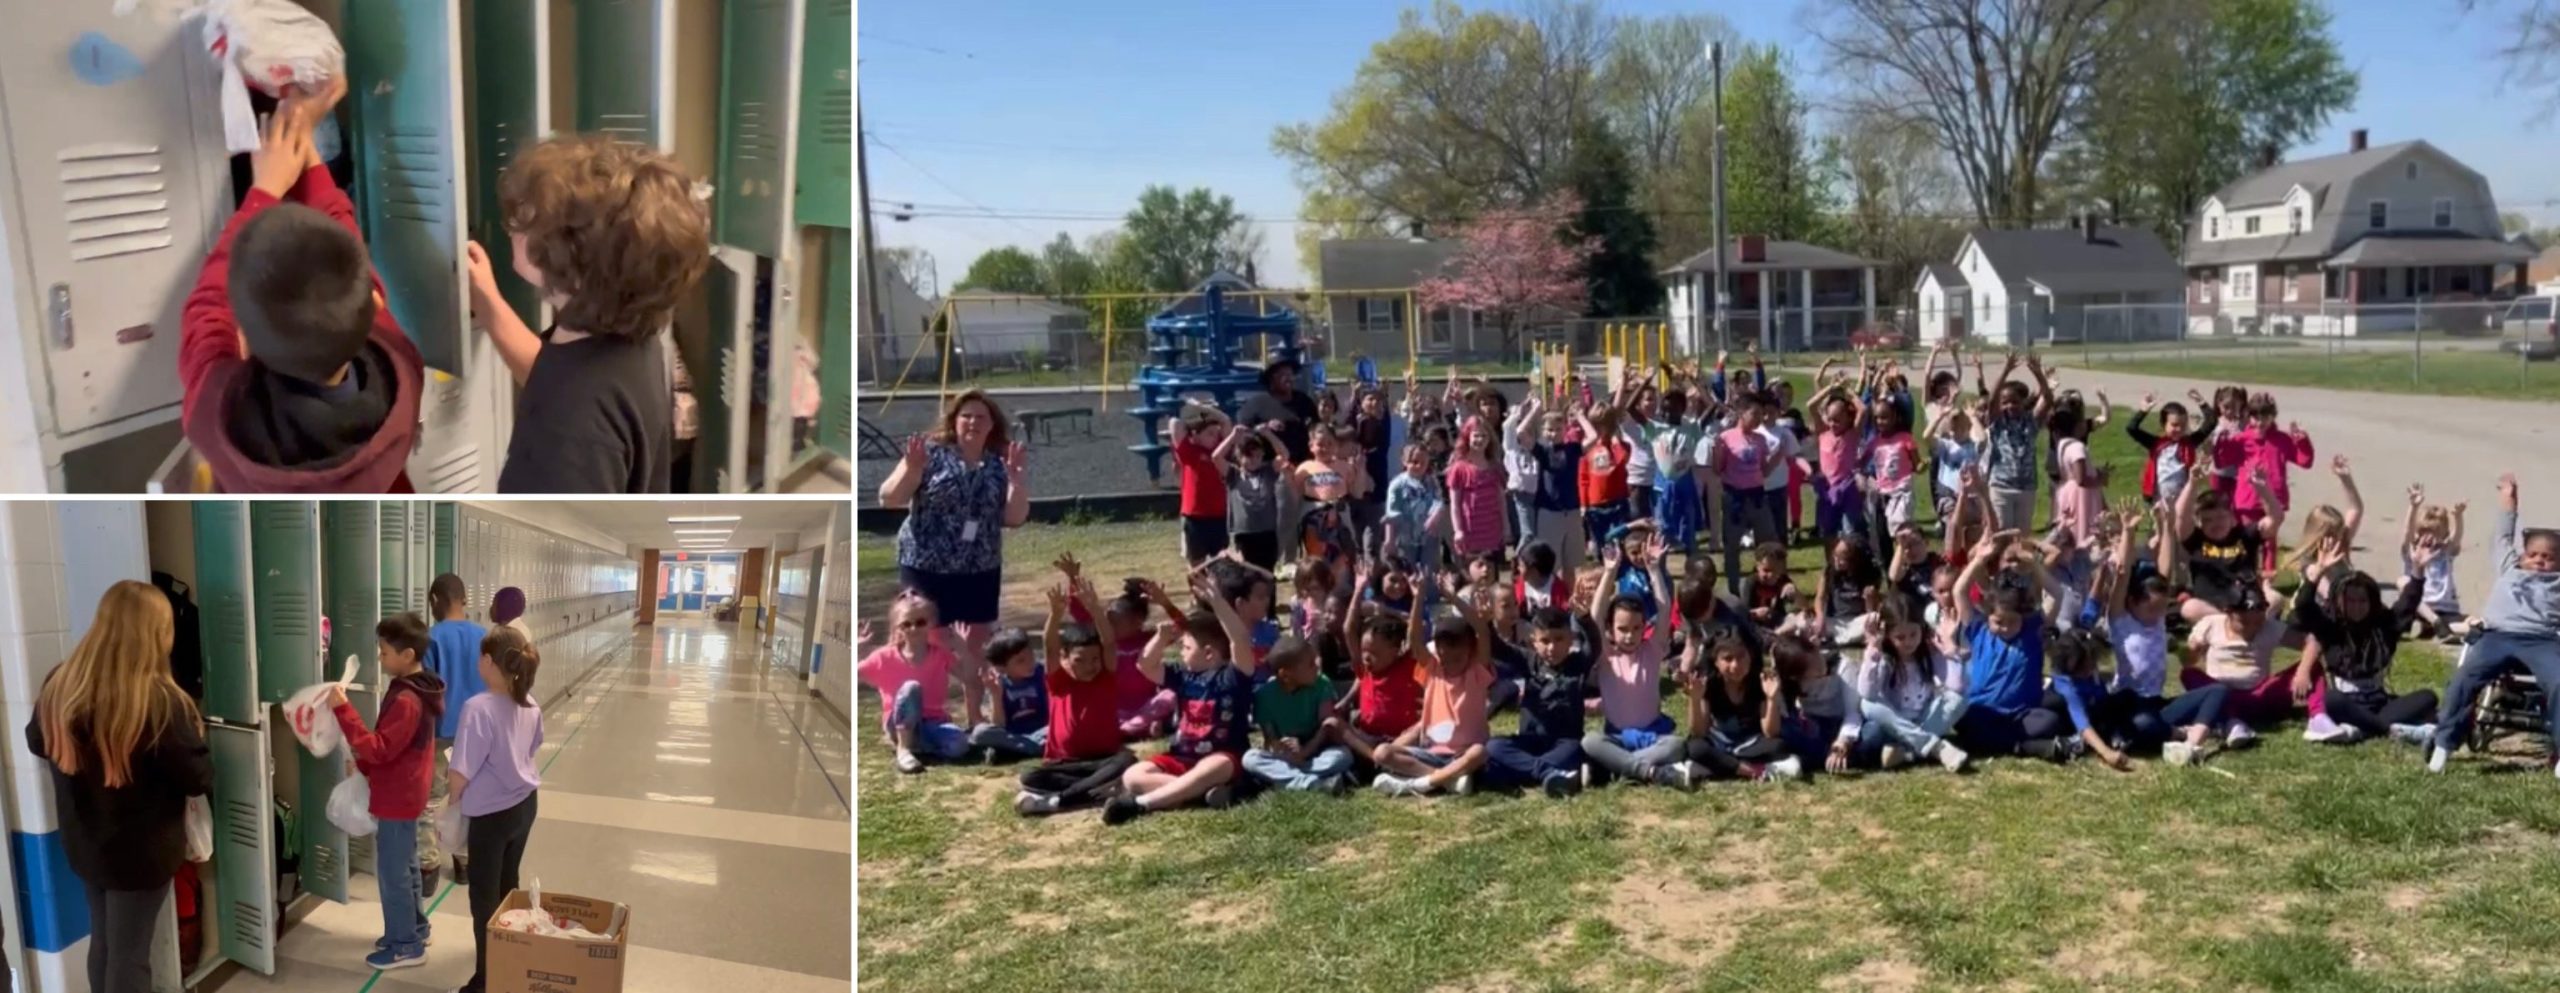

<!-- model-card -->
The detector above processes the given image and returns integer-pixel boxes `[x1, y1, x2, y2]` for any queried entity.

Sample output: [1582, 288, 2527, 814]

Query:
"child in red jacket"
[325, 614, 447, 971]
[180, 77, 423, 493]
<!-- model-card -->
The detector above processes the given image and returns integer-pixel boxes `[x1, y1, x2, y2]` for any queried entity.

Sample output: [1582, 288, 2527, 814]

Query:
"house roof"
[1662, 238, 1878, 274]
[1966, 225, 2182, 296]
[2323, 232, 2537, 268]
[946, 293, 1087, 320]
[1155, 269, 1272, 318]
[1318, 239, 1457, 291]
[1916, 262, 1967, 291]
[2183, 140, 2496, 267]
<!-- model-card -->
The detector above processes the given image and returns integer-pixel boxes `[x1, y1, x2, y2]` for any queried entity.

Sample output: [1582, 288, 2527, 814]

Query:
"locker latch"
[47, 283, 71, 349]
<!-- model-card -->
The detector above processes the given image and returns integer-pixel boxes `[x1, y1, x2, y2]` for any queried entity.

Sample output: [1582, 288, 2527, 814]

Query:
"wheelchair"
[2460, 630, 2553, 755]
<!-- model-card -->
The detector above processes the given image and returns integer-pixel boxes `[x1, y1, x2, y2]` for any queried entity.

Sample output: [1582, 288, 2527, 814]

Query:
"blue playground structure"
[1127, 284, 1302, 482]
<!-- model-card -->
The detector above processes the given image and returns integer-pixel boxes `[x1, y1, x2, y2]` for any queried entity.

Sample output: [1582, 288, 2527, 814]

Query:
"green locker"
[209, 724, 277, 975]
[347, 0, 470, 373]
[576, 0, 664, 144]
[434, 502, 459, 576]
[411, 503, 434, 618]
[301, 745, 351, 904]
[325, 503, 384, 693]
[193, 503, 261, 725]
[716, 0, 796, 256]
[469, 0, 548, 326]
[818, 227, 851, 458]
[250, 503, 321, 704]
[695, 260, 742, 492]
[795, 0, 852, 227]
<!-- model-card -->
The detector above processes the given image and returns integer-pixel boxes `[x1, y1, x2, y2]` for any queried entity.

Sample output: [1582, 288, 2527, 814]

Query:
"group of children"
[183, 74, 706, 494]
[862, 339, 2560, 822]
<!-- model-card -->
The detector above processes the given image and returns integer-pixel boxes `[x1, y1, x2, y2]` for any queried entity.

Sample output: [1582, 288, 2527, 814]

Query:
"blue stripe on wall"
[9, 831, 90, 953]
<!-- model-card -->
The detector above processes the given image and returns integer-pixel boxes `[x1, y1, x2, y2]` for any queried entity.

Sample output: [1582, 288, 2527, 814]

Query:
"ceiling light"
[671, 529, 733, 535]
[667, 515, 743, 523]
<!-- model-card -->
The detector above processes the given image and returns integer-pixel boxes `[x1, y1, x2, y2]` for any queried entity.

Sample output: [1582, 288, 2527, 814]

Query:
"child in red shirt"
[323, 614, 445, 968]
[1015, 580, 1138, 816]
[1168, 403, 1234, 564]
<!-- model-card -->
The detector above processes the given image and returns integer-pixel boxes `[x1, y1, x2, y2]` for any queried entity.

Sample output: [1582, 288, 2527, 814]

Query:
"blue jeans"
[1658, 473, 1702, 553]
[377, 818, 427, 956]
[968, 724, 1048, 760]
[1243, 746, 1352, 790]
[1782, 713, 1846, 766]
[1508, 492, 1538, 556]
[2434, 630, 2560, 753]
[2117, 685, 2228, 750]
[1855, 693, 1968, 761]
[892, 681, 972, 759]
[1485, 734, 1584, 788]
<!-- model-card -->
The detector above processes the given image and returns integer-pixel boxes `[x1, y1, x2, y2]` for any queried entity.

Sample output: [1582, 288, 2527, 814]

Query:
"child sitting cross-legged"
[1241, 637, 1352, 794]
[967, 629, 1048, 762]
[1850, 602, 1969, 772]
[1014, 579, 1137, 817]
[1339, 561, 1428, 762]
[1368, 577, 1499, 797]
[856, 593, 970, 773]
[1485, 606, 1594, 798]
[1676, 632, 1800, 782]
[1103, 573, 1258, 825]
[2289, 534, 2440, 748]
[1579, 533, 1696, 789]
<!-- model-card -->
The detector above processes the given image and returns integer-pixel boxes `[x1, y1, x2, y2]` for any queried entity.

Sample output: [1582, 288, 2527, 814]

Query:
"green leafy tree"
[1112, 185, 1262, 293]
[954, 246, 1043, 294]
[1038, 233, 1102, 298]
[1562, 119, 1662, 317]
[1667, 44, 1826, 247]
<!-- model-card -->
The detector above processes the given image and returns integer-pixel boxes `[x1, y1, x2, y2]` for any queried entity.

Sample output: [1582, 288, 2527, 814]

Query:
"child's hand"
[1053, 552, 1083, 580]
[2498, 473, 2519, 508]
[1760, 670, 1782, 698]
[856, 621, 876, 646]
[464, 241, 502, 316]
[2330, 454, 2350, 476]
[2407, 483, 2425, 508]
[2186, 388, 2206, 406]
[1827, 743, 1851, 775]
[2139, 392, 2157, 410]
[325, 684, 348, 707]
[249, 102, 316, 199]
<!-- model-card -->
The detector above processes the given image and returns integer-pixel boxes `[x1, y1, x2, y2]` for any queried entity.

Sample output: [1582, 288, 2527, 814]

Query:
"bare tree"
[1810, 0, 2119, 226]
[1600, 13, 1738, 177]
[2463, 0, 2560, 114]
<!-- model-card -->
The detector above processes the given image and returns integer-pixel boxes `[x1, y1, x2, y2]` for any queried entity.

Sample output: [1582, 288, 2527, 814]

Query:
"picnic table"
[1017, 408, 1093, 446]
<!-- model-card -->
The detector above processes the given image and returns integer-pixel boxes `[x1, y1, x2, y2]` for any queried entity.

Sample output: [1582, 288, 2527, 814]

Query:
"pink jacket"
[2231, 426, 2314, 515]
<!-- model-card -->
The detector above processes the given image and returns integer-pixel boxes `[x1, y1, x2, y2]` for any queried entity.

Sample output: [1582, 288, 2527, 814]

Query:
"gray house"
[2184, 130, 2537, 336]
[1920, 220, 2184, 346]
[1317, 238, 1471, 361]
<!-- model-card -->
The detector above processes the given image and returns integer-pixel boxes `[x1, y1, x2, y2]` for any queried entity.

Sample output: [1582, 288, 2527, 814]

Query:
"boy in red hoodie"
[325, 614, 446, 971]
[180, 78, 423, 493]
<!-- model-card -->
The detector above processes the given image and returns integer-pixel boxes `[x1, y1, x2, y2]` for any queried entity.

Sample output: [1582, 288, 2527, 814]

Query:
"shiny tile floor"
[217, 616, 852, 993]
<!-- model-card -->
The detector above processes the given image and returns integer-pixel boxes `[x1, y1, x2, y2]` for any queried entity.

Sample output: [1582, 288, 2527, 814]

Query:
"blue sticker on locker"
[70, 33, 147, 86]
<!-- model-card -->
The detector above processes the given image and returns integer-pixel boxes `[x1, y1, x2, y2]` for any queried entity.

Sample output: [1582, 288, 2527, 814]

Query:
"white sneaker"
[1373, 774, 1423, 797]
[2387, 723, 2437, 747]
[2225, 722, 2258, 749]
[894, 749, 925, 774]
[1013, 791, 1060, 816]
[1879, 745, 1910, 770]
[1450, 774, 1474, 796]
[1936, 742, 1970, 772]
[2301, 714, 2349, 743]
[1669, 760, 1699, 790]
[1579, 763, 1594, 791]
[2426, 745, 2450, 774]
[1762, 756, 1805, 782]
[2162, 741, 2195, 767]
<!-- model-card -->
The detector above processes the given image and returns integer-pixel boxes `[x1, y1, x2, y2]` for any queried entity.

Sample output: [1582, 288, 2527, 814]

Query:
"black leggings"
[1681, 732, 1785, 778]
[2326, 687, 2439, 737]
[466, 792, 540, 991]
[83, 880, 162, 993]
[1019, 752, 1137, 808]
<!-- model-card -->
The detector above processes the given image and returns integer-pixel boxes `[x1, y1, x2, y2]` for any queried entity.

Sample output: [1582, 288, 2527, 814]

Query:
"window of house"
[2433, 197, 2453, 228]
[2207, 216, 2219, 239]
[2288, 207, 2303, 234]
[2406, 161, 2419, 180]
[2411, 267, 2432, 297]
[2323, 267, 2343, 300]
[1358, 297, 1405, 331]
[2244, 216, 2261, 235]
[2368, 200, 2388, 230]
[1427, 306, 1455, 347]
[2228, 266, 2255, 301]
[2451, 267, 2472, 294]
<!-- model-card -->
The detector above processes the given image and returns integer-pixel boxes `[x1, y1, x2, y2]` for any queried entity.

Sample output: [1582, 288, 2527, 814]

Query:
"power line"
[858, 34, 977, 59]
[866, 138, 1048, 240]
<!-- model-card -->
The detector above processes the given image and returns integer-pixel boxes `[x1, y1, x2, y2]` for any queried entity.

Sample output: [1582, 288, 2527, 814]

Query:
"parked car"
[2497, 296, 2558, 360]
[1849, 322, 1908, 351]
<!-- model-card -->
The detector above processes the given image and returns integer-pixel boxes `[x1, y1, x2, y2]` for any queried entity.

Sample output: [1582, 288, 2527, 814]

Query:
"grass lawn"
[2072, 347, 2560, 404]
[855, 406, 2560, 993]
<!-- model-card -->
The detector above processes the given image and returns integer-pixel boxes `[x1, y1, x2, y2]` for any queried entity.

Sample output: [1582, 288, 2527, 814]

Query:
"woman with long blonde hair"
[22, 580, 212, 993]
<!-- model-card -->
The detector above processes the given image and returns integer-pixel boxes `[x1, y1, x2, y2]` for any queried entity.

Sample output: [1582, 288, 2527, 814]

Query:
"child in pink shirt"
[1444, 419, 1509, 558]
[857, 593, 969, 773]
[2231, 393, 2314, 567]
[1864, 404, 1921, 532]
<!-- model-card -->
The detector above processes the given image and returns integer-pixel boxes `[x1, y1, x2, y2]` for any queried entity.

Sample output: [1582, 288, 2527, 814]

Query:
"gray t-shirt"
[1984, 413, 2039, 492]
[1227, 465, 1284, 534]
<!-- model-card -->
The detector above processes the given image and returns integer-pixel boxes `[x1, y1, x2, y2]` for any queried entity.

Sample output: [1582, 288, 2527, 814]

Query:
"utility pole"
[1708, 42, 1729, 354]
[857, 98, 889, 384]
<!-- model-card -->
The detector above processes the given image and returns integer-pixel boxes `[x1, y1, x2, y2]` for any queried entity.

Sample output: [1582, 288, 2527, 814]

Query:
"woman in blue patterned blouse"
[879, 389, 1031, 727]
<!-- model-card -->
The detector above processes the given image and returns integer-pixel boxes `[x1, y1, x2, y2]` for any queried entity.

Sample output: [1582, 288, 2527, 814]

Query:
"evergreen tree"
[1563, 120, 1664, 318]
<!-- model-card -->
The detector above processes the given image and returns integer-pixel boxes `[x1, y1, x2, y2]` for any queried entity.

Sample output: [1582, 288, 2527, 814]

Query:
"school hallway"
[214, 616, 852, 993]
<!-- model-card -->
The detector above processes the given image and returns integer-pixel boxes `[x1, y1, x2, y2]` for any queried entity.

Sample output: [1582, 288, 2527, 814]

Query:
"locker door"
[793, 0, 852, 227]
[380, 500, 415, 621]
[347, 0, 470, 373]
[468, 0, 549, 327]
[300, 745, 351, 904]
[324, 502, 383, 693]
[208, 723, 277, 975]
[715, 0, 798, 257]
[694, 250, 754, 492]
[817, 227, 850, 457]
[250, 502, 320, 703]
[433, 502, 458, 576]
[0, 6, 230, 434]
[193, 502, 261, 725]
[410, 502, 433, 617]
[575, 0, 667, 145]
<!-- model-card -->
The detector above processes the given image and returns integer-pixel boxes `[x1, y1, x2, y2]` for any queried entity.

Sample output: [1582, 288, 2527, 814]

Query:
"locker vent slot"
[59, 144, 176, 262]
[221, 797, 269, 938]
[597, 113, 653, 145]
[732, 103, 778, 163]
[427, 446, 481, 493]
[814, 87, 852, 147]
[264, 592, 312, 636]
[380, 128, 450, 224]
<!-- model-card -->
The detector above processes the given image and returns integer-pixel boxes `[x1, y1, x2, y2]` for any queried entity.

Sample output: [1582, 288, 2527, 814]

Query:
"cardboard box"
[485, 889, 630, 993]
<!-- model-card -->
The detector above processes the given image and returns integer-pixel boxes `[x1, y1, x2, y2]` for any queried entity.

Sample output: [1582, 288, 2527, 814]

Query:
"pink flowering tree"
[1416, 192, 1599, 358]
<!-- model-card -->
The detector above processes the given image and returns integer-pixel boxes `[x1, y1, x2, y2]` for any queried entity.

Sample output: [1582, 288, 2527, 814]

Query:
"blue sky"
[860, 0, 2560, 292]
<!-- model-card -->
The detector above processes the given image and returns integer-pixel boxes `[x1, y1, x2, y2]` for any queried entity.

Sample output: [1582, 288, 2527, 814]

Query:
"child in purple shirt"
[449, 626, 544, 993]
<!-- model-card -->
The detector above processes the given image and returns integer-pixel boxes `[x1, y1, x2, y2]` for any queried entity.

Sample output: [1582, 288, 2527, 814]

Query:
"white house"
[2184, 130, 2536, 336]
[1661, 235, 1881, 354]
[1920, 220, 2184, 347]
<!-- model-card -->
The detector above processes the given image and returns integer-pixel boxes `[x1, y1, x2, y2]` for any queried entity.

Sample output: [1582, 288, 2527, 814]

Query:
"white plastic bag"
[183, 796, 215, 862]
[115, 0, 346, 154]
[327, 774, 375, 837]
[491, 879, 615, 941]
[281, 655, 362, 758]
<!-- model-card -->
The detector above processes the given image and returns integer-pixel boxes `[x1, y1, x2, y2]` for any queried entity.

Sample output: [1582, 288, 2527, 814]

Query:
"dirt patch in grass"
[1822, 955, 1924, 993]
[1608, 853, 1797, 969]
[2383, 884, 2434, 913]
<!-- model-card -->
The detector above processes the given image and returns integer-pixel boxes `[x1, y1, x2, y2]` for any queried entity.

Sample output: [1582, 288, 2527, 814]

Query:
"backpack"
[154, 572, 205, 700]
